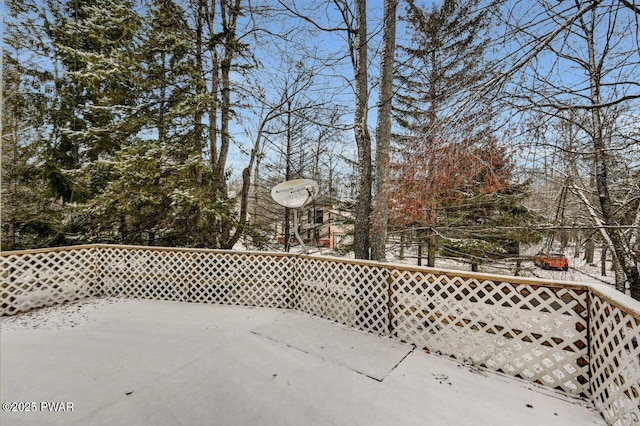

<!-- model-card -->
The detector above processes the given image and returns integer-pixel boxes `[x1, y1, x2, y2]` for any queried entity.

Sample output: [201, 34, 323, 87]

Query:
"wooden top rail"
[1, 243, 298, 260]
[1, 244, 99, 255]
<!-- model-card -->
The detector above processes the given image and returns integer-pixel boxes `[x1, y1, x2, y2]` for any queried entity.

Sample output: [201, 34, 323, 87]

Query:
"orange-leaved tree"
[389, 132, 539, 269]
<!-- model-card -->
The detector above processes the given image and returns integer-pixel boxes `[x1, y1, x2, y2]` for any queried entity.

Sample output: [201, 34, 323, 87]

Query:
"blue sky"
[5, 0, 639, 184]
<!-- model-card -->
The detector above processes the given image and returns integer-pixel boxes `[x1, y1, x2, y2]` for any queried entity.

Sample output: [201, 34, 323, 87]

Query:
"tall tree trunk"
[194, 0, 205, 153]
[216, 0, 241, 183]
[585, 14, 640, 297]
[353, 0, 372, 259]
[205, 0, 219, 172]
[283, 103, 294, 251]
[253, 155, 260, 226]
[584, 236, 594, 264]
[217, 0, 243, 246]
[7, 105, 18, 248]
[371, 0, 398, 262]
[427, 230, 436, 267]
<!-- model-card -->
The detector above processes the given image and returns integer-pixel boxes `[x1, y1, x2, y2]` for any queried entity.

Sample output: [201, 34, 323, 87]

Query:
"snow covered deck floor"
[1, 298, 605, 426]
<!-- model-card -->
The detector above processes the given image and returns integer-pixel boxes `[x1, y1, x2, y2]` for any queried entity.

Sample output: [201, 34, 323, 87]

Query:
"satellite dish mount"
[271, 179, 320, 254]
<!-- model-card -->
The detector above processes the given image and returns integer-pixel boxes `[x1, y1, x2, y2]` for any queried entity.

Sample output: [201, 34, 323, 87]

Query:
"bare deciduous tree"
[501, 0, 640, 297]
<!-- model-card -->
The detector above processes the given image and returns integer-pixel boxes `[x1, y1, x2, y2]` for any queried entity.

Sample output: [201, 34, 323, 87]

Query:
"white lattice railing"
[588, 288, 640, 426]
[95, 246, 296, 308]
[1, 246, 98, 315]
[1, 244, 639, 425]
[387, 267, 590, 397]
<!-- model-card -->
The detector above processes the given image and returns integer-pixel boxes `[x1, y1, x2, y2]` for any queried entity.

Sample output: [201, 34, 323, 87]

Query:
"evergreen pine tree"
[81, 0, 229, 247]
[1, 0, 75, 248]
[46, 0, 142, 168]
[391, 0, 540, 268]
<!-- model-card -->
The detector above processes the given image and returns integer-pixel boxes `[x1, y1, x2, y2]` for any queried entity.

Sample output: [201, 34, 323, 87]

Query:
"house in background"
[275, 204, 353, 250]
[304, 205, 353, 249]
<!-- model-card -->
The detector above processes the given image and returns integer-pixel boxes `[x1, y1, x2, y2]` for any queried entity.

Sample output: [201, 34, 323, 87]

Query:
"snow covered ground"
[290, 241, 619, 287]
[240, 235, 622, 290]
[1, 298, 604, 425]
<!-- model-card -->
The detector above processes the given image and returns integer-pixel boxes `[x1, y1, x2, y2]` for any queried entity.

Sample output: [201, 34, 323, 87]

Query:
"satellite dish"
[271, 179, 319, 254]
[271, 179, 319, 209]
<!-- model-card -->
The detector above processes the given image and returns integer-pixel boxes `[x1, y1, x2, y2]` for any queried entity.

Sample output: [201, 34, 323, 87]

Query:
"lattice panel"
[8, 244, 640, 425]
[97, 247, 189, 301]
[294, 257, 390, 334]
[589, 295, 640, 426]
[187, 251, 295, 308]
[97, 247, 294, 308]
[1, 248, 96, 316]
[388, 269, 590, 396]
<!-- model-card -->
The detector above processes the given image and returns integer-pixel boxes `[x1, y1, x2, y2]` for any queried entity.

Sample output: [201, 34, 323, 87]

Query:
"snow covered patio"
[2, 298, 604, 426]
[2, 244, 639, 425]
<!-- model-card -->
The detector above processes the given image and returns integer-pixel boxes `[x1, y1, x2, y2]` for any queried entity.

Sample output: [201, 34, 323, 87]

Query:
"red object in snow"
[534, 252, 569, 271]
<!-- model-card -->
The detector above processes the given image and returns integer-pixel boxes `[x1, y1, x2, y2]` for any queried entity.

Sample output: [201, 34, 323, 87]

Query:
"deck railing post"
[386, 266, 394, 337]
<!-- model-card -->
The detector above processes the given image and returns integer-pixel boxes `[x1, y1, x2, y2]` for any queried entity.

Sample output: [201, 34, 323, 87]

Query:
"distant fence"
[1, 244, 639, 425]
